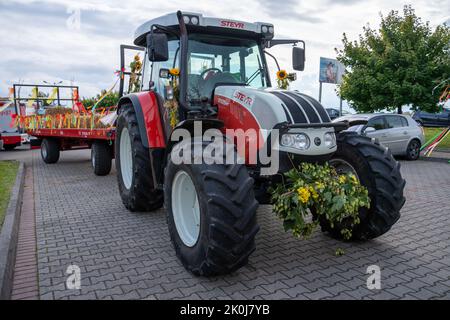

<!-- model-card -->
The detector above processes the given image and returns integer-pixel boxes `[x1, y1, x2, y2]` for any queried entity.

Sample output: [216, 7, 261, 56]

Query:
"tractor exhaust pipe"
[176, 11, 189, 119]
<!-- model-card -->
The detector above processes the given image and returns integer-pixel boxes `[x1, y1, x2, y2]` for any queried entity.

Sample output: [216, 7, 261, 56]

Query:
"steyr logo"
[233, 90, 254, 107]
[220, 20, 245, 29]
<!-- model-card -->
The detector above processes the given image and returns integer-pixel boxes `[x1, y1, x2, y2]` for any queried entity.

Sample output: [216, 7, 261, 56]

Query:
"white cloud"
[0, 0, 448, 111]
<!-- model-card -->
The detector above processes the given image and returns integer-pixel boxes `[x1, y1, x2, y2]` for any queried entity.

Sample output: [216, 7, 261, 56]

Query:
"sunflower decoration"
[276, 69, 293, 90]
[128, 54, 143, 93]
[164, 67, 181, 128]
[169, 68, 180, 77]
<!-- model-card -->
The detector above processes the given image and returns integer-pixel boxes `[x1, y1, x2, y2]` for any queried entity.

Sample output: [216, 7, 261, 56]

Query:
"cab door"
[118, 44, 145, 97]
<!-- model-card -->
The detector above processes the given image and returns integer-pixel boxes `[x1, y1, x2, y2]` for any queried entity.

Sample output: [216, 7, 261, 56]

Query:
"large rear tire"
[91, 141, 112, 176]
[165, 141, 259, 276]
[41, 138, 60, 164]
[319, 132, 405, 240]
[115, 105, 163, 212]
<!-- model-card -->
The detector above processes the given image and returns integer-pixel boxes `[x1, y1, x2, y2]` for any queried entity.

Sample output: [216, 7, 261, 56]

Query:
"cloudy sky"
[1, 0, 449, 110]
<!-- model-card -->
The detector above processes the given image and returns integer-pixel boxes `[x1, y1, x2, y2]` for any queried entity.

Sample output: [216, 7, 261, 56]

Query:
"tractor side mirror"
[292, 47, 305, 71]
[146, 32, 169, 62]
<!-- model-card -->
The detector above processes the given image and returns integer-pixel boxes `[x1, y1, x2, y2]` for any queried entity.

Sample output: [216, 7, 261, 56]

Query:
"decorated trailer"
[15, 83, 116, 175]
[18, 45, 143, 175]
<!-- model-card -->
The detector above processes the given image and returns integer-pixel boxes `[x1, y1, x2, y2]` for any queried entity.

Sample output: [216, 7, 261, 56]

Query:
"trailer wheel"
[116, 105, 163, 212]
[319, 132, 405, 240]
[41, 138, 60, 164]
[3, 144, 16, 151]
[165, 141, 259, 276]
[91, 141, 112, 176]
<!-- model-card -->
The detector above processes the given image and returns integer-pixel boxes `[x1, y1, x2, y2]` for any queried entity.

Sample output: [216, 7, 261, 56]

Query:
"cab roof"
[133, 12, 274, 46]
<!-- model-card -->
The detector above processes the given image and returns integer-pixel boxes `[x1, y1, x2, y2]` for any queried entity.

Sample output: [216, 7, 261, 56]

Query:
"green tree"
[336, 5, 450, 114]
[81, 91, 119, 110]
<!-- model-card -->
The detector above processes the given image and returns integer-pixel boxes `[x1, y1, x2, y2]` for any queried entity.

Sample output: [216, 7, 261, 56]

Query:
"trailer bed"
[27, 128, 115, 140]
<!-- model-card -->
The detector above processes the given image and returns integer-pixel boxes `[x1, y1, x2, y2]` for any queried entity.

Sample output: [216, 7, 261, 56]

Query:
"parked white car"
[334, 113, 425, 160]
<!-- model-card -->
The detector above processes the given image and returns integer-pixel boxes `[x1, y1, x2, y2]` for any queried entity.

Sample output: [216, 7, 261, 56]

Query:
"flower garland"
[270, 162, 370, 240]
[164, 68, 180, 128]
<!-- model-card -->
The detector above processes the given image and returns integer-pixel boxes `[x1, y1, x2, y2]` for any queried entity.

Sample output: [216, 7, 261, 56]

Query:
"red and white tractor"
[115, 11, 405, 276]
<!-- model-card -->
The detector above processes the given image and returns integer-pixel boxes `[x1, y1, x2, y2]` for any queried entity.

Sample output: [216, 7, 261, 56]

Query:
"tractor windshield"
[186, 34, 267, 103]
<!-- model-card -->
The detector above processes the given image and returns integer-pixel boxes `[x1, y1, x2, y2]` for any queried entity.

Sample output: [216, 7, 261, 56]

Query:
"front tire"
[115, 105, 163, 212]
[91, 141, 112, 175]
[41, 138, 60, 164]
[165, 143, 259, 276]
[320, 132, 405, 240]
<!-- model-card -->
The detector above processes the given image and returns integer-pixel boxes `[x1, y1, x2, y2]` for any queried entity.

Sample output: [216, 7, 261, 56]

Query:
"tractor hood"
[214, 85, 331, 131]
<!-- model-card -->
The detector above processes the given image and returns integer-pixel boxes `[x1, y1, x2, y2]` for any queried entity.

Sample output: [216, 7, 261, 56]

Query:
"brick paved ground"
[4, 148, 449, 300]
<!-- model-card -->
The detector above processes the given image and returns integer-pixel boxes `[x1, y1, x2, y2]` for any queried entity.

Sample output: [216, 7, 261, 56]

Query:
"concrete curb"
[419, 156, 450, 164]
[0, 162, 25, 300]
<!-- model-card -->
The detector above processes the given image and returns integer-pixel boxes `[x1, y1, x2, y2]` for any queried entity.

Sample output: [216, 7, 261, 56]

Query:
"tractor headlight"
[324, 132, 336, 148]
[190, 16, 199, 25]
[261, 25, 268, 33]
[281, 134, 294, 147]
[281, 133, 310, 150]
[183, 16, 191, 24]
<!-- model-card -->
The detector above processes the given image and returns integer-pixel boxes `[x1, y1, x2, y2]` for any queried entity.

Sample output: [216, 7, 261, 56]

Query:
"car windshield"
[187, 34, 267, 103]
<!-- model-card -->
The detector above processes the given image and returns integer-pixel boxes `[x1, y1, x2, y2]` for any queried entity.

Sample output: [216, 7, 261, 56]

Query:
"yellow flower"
[297, 187, 311, 204]
[315, 182, 325, 190]
[309, 186, 319, 200]
[169, 68, 180, 76]
[350, 174, 359, 184]
[276, 70, 288, 80]
[339, 175, 346, 184]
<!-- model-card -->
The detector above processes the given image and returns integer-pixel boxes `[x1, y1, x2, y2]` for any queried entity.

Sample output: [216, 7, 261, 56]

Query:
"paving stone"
[17, 149, 449, 300]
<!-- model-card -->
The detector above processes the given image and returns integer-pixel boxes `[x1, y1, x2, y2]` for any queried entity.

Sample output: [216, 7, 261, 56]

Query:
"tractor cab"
[130, 11, 305, 116]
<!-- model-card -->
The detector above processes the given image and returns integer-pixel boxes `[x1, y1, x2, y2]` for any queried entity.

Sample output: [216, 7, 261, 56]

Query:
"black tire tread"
[92, 141, 112, 176]
[166, 152, 259, 276]
[321, 132, 405, 240]
[41, 138, 60, 164]
[116, 106, 163, 212]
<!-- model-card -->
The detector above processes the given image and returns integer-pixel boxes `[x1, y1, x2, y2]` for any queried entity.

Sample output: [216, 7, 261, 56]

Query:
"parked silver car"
[333, 113, 425, 160]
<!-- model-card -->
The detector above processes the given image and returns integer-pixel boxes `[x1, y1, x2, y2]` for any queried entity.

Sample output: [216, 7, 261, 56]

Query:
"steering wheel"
[200, 68, 222, 80]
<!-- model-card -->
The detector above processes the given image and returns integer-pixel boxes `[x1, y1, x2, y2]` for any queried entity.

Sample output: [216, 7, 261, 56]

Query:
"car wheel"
[406, 139, 421, 161]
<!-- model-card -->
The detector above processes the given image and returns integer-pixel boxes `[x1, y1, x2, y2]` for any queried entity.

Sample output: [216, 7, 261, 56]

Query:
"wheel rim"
[41, 143, 47, 158]
[171, 170, 200, 247]
[120, 127, 133, 189]
[409, 141, 419, 158]
[329, 158, 359, 181]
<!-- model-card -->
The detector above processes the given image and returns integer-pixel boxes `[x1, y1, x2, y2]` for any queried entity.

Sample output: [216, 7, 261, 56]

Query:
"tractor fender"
[117, 92, 166, 149]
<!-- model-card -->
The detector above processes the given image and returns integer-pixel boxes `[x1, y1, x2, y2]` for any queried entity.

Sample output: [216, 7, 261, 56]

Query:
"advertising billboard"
[319, 57, 345, 84]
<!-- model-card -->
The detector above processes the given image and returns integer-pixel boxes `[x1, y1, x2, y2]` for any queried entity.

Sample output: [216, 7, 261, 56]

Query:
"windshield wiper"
[246, 55, 265, 86]
[246, 68, 263, 85]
